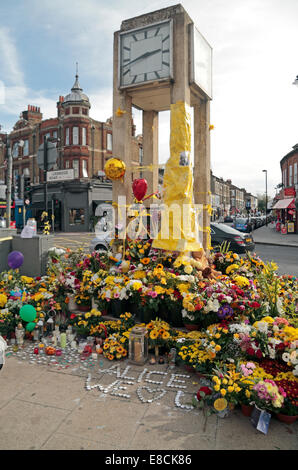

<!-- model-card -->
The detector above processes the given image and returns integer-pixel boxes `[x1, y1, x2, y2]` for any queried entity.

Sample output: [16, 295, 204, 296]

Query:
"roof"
[64, 73, 90, 106]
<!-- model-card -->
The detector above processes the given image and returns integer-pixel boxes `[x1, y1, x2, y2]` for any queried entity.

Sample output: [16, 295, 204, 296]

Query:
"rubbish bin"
[0, 228, 17, 272]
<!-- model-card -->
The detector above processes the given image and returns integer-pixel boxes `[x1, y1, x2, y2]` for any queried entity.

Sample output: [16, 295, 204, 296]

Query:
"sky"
[0, 0, 297, 198]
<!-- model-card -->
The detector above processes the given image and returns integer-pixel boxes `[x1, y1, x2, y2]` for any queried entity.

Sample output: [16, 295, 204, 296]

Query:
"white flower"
[290, 350, 298, 365]
[293, 365, 298, 377]
[282, 352, 290, 363]
[256, 321, 268, 334]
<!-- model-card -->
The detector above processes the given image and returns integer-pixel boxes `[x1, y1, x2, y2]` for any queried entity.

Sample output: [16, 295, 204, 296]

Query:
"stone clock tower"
[112, 4, 212, 250]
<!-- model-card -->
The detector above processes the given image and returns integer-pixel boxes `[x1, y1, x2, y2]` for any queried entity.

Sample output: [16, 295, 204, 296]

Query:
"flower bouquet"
[251, 379, 286, 414]
[102, 333, 128, 360]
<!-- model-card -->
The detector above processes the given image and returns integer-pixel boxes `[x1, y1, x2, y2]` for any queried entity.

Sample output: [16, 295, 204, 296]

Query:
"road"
[254, 244, 298, 277]
[52, 232, 298, 277]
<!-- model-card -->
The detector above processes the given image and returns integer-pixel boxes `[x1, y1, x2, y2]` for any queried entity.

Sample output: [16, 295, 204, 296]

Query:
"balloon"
[132, 178, 148, 202]
[104, 158, 126, 181]
[7, 251, 24, 269]
[20, 304, 37, 323]
[26, 322, 36, 332]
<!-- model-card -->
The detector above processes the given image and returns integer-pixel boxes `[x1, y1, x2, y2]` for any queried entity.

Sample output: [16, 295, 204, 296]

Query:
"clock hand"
[124, 48, 161, 67]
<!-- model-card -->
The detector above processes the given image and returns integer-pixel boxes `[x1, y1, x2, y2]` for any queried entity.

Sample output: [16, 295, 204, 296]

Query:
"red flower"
[255, 349, 263, 359]
[247, 347, 255, 356]
[197, 386, 212, 400]
[70, 314, 77, 320]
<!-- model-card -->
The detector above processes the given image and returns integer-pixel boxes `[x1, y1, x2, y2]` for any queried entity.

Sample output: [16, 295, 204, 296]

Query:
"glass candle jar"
[129, 327, 148, 365]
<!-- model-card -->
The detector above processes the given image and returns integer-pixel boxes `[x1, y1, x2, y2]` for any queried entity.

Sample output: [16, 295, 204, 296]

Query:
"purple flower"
[217, 303, 234, 320]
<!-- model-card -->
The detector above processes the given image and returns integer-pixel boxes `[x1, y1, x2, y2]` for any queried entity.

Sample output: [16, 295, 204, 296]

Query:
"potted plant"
[275, 397, 298, 424]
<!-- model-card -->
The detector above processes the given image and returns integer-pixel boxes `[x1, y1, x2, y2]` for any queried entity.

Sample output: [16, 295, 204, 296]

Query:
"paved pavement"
[252, 224, 298, 248]
[0, 351, 297, 451]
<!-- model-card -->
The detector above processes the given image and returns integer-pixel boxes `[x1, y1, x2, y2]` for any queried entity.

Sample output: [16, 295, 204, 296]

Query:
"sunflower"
[107, 354, 114, 361]
[162, 331, 170, 340]
[141, 258, 150, 265]
[103, 343, 109, 350]
[150, 330, 158, 340]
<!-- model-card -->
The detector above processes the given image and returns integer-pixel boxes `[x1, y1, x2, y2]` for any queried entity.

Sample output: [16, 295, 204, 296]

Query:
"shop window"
[69, 209, 85, 225]
[73, 127, 79, 145]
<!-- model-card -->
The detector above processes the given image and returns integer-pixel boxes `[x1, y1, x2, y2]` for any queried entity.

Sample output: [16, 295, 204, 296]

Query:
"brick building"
[272, 144, 298, 233]
[0, 73, 142, 231]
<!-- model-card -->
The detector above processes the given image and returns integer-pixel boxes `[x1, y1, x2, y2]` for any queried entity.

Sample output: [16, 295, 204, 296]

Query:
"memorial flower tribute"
[1, 243, 297, 420]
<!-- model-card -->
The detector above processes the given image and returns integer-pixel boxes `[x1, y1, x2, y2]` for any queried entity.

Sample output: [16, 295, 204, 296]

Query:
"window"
[294, 162, 297, 185]
[53, 130, 58, 139]
[73, 127, 79, 145]
[285, 168, 287, 187]
[12, 142, 19, 158]
[65, 108, 70, 115]
[82, 108, 88, 115]
[139, 147, 143, 165]
[65, 160, 70, 169]
[82, 127, 87, 146]
[23, 139, 29, 156]
[73, 159, 79, 178]
[107, 133, 112, 151]
[289, 165, 293, 186]
[44, 133, 51, 140]
[72, 107, 80, 114]
[65, 128, 70, 145]
[82, 159, 88, 177]
[69, 209, 85, 226]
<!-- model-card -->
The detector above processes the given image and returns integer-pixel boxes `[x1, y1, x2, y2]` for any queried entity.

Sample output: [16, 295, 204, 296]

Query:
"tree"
[257, 193, 272, 213]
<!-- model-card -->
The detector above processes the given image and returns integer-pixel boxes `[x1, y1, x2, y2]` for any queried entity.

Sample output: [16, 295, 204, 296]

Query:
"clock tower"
[112, 4, 212, 251]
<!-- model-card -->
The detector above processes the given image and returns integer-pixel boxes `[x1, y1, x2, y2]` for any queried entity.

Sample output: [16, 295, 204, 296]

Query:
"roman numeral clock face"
[119, 21, 172, 87]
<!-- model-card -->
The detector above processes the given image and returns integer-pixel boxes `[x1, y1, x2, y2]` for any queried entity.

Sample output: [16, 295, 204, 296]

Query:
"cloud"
[0, 27, 25, 87]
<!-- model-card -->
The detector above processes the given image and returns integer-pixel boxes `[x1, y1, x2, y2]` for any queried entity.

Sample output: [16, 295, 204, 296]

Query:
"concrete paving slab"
[16, 371, 88, 411]
[214, 409, 298, 450]
[56, 395, 149, 448]
[41, 432, 122, 450]
[0, 357, 48, 409]
[0, 399, 69, 450]
[128, 427, 215, 450]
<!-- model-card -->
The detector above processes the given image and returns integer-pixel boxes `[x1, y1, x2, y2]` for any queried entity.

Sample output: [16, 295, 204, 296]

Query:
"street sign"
[47, 169, 74, 182]
[37, 141, 58, 170]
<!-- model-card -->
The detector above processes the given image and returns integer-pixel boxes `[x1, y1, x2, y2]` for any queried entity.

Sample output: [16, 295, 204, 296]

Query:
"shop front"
[272, 188, 297, 233]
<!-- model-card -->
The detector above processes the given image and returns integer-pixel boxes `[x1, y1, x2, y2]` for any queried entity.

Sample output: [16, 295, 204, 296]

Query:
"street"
[254, 244, 298, 277]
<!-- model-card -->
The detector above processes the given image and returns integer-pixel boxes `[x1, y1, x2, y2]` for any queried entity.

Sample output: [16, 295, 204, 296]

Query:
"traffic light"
[24, 176, 31, 193]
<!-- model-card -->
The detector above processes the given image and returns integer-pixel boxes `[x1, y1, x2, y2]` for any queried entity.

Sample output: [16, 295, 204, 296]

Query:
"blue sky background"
[1, 0, 298, 197]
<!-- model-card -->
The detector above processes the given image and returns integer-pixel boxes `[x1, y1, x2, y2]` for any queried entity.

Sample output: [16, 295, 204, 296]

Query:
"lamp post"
[262, 169, 268, 226]
[5, 136, 12, 228]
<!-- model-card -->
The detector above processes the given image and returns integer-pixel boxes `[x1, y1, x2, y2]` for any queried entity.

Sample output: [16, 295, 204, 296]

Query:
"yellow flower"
[214, 385, 220, 392]
[228, 386, 234, 393]
[0, 294, 8, 307]
[184, 265, 193, 274]
[215, 345, 221, 352]
[214, 398, 227, 411]
[220, 389, 227, 397]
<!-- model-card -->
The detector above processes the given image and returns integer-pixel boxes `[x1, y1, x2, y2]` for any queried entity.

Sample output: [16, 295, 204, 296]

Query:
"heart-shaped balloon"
[132, 178, 148, 202]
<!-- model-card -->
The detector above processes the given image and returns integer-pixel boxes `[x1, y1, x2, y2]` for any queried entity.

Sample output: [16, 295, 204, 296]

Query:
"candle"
[92, 353, 98, 360]
[60, 333, 67, 349]
[134, 341, 142, 363]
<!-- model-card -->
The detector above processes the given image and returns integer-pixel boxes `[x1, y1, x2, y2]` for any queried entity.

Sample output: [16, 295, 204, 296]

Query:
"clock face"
[119, 20, 172, 88]
[189, 24, 212, 99]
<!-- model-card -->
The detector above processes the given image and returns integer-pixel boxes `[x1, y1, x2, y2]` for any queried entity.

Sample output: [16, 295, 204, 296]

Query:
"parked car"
[232, 217, 253, 233]
[210, 222, 255, 254]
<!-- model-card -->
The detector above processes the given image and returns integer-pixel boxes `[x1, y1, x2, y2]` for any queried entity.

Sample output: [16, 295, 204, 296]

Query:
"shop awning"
[272, 198, 295, 210]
